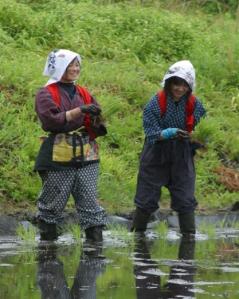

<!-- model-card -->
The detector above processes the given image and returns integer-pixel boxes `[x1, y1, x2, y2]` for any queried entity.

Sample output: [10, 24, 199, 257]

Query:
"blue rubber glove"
[161, 128, 178, 139]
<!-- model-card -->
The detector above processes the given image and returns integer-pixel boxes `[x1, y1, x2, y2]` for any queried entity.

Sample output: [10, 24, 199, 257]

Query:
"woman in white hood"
[35, 49, 107, 242]
[131, 60, 206, 235]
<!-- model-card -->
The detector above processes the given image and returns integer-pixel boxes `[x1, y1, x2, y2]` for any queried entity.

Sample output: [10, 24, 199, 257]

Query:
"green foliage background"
[0, 0, 238, 213]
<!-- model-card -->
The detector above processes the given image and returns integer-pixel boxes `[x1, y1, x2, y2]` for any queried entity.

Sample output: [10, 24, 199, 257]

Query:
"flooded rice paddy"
[0, 216, 239, 299]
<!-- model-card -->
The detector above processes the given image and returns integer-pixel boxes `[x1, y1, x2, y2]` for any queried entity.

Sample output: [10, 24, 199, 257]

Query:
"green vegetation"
[66, 223, 82, 242]
[198, 222, 216, 238]
[154, 220, 169, 237]
[0, 0, 238, 214]
[16, 223, 37, 243]
[107, 223, 134, 245]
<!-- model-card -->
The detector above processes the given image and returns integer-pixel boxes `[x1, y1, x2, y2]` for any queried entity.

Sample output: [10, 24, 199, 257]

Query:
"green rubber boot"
[130, 207, 151, 232]
[178, 212, 196, 236]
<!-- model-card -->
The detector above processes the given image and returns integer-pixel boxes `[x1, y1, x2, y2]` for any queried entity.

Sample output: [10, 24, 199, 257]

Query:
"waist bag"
[52, 131, 99, 163]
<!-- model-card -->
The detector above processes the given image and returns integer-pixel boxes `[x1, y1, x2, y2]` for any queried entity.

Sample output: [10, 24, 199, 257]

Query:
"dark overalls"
[132, 92, 206, 233]
[134, 138, 197, 214]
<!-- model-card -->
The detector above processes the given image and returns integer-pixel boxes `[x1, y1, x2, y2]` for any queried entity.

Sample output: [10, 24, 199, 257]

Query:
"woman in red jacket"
[35, 49, 107, 242]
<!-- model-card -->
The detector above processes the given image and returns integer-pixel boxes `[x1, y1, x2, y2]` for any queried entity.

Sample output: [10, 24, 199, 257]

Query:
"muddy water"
[0, 228, 239, 299]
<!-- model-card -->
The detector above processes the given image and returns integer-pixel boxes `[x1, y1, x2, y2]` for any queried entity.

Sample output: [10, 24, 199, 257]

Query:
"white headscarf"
[162, 60, 196, 91]
[43, 49, 81, 86]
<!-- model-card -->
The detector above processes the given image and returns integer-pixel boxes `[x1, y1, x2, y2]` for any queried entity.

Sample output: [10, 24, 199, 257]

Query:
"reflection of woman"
[37, 244, 70, 299]
[133, 236, 196, 299]
[71, 244, 106, 298]
[166, 236, 196, 298]
[131, 61, 206, 235]
[35, 49, 107, 241]
[37, 242, 105, 299]
[133, 236, 161, 297]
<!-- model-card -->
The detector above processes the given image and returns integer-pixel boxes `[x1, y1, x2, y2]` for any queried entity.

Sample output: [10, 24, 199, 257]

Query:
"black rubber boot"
[85, 226, 103, 242]
[178, 212, 196, 236]
[178, 235, 196, 259]
[38, 219, 58, 241]
[130, 207, 151, 232]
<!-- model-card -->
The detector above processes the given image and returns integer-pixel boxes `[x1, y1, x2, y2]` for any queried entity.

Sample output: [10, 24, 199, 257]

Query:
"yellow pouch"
[52, 133, 81, 162]
[52, 132, 99, 162]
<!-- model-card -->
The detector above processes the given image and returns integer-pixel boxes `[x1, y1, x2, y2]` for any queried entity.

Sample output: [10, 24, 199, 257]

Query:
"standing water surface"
[0, 224, 239, 298]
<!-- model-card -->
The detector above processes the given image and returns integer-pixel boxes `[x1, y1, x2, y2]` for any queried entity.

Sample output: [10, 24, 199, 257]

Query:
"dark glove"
[80, 104, 101, 116]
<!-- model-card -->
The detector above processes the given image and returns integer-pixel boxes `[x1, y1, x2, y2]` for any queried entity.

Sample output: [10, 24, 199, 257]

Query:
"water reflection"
[37, 243, 70, 299]
[166, 236, 196, 298]
[134, 235, 161, 297]
[71, 242, 106, 298]
[133, 235, 196, 298]
[37, 241, 105, 299]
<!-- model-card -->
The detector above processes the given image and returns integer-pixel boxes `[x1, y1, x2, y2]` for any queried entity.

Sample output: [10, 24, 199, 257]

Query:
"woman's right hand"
[161, 128, 190, 139]
[65, 107, 81, 122]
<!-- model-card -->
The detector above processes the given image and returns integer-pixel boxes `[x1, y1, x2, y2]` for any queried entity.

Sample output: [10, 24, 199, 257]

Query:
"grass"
[0, 0, 238, 214]
[66, 224, 82, 242]
[198, 222, 216, 238]
[107, 223, 134, 245]
[16, 223, 37, 243]
[154, 220, 169, 238]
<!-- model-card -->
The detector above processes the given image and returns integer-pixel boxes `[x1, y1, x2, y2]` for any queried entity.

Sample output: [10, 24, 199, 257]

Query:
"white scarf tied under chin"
[43, 49, 81, 86]
[162, 60, 196, 91]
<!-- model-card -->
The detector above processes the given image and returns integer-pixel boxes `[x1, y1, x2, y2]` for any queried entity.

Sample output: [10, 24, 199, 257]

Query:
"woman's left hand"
[80, 104, 101, 116]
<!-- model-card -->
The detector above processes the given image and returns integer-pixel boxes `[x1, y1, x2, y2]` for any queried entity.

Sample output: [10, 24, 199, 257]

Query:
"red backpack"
[46, 83, 96, 139]
[157, 90, 196, 133]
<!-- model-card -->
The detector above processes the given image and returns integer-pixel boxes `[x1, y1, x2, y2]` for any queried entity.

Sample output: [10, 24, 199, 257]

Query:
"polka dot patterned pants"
[37, 163, 107, 229]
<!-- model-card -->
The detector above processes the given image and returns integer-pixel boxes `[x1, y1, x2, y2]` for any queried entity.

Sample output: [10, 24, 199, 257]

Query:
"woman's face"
[61, 58, 80, 83]
[169, 77, 190, 101]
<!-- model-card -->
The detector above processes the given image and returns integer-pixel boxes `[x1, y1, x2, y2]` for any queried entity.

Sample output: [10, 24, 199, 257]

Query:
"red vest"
[157, 90, 196, 133]
[46, 83, 96, 139]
